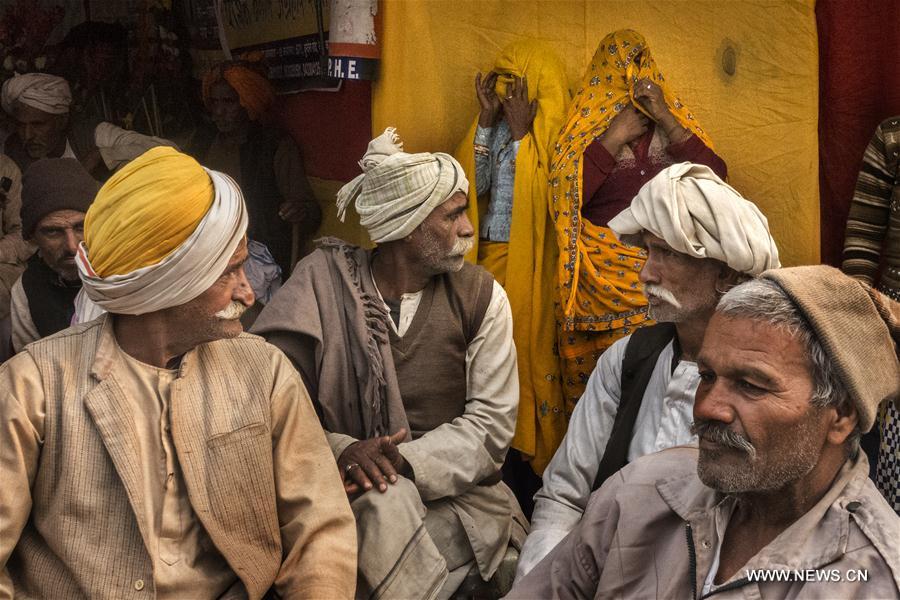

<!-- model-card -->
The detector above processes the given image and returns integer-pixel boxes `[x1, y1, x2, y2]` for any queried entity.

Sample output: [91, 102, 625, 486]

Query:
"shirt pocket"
[206, 422, 268, 449]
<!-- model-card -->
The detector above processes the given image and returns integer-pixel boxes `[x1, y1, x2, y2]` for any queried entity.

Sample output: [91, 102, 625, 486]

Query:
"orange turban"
[202, 62, 276, 122]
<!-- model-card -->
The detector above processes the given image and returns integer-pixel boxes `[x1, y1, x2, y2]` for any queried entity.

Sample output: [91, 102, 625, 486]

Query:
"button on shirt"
[475, 122, 521, 242]
[516, 334, 700, 579]
[117, 348, 238, 598]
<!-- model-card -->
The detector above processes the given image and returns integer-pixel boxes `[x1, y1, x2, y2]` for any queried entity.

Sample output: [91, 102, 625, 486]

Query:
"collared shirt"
[516, 333, 700, 578]
[702, 498, 739, 597]
[475, 122, 521, 242]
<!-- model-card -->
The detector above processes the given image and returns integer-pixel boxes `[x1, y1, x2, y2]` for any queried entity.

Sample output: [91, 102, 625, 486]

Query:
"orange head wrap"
[202, 61, 276, 122]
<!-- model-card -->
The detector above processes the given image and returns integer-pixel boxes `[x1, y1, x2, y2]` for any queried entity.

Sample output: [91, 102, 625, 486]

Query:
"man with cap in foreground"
[8, 158, 97, 352]
[252, 127, 526, 599]
[0, 147, 356, 598]
[508, 265, 900, 598]
[1, 73, 82, 173]
[517, 162, 781, 577]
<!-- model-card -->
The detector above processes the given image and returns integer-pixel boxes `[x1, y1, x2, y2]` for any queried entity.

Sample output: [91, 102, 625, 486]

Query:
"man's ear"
[716, 265, 746, 292]
[825, 401, 859, 447]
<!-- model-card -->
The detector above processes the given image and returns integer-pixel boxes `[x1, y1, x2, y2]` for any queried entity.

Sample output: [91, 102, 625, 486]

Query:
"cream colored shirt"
[519, 334, 700, 578]
[116, 348, 237, 597]
[9, 277, 39, 352]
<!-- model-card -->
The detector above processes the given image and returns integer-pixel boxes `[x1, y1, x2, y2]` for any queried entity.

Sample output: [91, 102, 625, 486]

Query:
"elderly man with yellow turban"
[0, 147, 356, 598]
[1, 73, 84, 173]
[516, 163, 780, 578]
[193, 60, 321, 277]
[253, 128, 527, 599]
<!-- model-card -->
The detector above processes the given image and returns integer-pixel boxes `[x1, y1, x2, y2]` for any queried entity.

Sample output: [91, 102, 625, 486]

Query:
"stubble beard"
[419, 229, 473, 274]
[694, 409, 826, 494]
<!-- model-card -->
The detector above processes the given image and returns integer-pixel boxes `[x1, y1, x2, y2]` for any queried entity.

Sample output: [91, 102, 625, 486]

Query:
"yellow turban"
[76, 147, 248, 319]
[84, 146, 214, 277]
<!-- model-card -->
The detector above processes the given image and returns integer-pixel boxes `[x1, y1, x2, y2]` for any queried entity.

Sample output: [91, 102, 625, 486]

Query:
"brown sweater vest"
[389, 263, 494, 438]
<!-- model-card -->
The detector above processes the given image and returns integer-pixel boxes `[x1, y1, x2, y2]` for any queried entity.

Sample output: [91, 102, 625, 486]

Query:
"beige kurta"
[116, 348, 238, 597]
[0, 316, 357, 599]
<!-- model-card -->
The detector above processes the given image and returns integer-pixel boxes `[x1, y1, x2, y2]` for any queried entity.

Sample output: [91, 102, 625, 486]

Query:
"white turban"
[94, 122, 176, 172]
[336, 127, 468, 243]
[1, 73, 72, 115]
[608, 162, 780, 275]
[74, 169, 248, 321]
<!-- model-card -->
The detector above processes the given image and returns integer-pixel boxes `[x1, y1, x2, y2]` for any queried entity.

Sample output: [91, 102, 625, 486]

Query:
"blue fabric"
[475, 122, 520, 242]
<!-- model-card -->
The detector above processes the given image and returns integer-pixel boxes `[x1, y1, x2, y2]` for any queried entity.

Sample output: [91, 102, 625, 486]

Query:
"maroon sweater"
[581, 123, 728, 227]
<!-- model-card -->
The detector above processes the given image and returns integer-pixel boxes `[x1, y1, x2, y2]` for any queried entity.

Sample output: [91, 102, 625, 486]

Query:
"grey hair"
[716, 278, 861, 456]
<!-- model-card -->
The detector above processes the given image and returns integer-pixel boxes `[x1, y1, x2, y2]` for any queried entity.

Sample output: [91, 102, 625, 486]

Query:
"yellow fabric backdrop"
[372, 0, 819, 267]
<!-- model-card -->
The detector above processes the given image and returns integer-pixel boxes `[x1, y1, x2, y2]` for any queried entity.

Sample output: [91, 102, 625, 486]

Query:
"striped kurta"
[842, 116, 900, 301]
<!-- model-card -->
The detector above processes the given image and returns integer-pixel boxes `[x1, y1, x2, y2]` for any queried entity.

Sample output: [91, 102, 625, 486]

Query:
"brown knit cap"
[21, 158, 99, 238]
[762, 265, 900, 433]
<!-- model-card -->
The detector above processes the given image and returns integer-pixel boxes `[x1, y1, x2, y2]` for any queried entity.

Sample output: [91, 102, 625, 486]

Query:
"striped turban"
[336, 127, 469, 243]
[609, 162, 780, 275]
[74, 147, 247, 319]
[1, 73, 72, 115]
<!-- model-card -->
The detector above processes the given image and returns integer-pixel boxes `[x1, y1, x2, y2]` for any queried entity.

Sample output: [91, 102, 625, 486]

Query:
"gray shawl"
[251, 238, 410, 440]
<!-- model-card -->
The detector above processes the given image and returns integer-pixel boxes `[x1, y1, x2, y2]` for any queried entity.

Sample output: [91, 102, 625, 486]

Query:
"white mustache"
[451, 237, 474, 256]
[214, 301, 248, 320]
[643, 284, 681, 308]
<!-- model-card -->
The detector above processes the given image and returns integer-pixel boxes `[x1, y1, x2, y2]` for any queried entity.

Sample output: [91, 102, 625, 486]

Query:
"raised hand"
[476, 71, 502, 128]
[600, 104, 649, 156]
[501, 75, 537, 141]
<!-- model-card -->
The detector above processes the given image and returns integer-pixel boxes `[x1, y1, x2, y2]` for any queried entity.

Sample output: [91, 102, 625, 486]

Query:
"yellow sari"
[550, 30, 714, 406]
[455, 40, 570, 473]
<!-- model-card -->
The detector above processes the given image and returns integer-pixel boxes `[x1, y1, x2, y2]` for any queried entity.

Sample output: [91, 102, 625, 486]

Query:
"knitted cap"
[762, 265, 900, 433]
[21, 158, 99, 238]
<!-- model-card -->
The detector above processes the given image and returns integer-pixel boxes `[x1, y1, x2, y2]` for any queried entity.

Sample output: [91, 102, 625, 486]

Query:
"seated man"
[0, 147, 356, 598]
[194, 60, 321, 275]
[10, 158, 96, 352]
[1, 74, 80, 173]
[0, 154, 28, 360]
[508, 265, 900, 599]
[517, 163, 781, 576]
[252, 127, 526, 599]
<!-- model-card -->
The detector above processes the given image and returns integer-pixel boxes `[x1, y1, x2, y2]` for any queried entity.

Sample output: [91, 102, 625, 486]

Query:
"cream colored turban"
[336, 127, 468, 243]
[94, 122, 176, 172]
[609, 162, 780, 275]
[1, 73, 72, 115]
[74, 147, 247, 320]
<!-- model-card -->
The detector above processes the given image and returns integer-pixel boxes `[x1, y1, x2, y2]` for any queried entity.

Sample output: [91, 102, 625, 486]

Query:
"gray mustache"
[691, 419, 757, 460]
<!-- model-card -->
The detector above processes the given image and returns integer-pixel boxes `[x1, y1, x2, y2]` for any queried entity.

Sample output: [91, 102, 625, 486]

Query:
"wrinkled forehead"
[14, 100, 63, 123]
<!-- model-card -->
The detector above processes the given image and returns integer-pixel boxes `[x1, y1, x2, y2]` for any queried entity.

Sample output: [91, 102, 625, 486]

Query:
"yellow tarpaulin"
[372, 0, 819, 267]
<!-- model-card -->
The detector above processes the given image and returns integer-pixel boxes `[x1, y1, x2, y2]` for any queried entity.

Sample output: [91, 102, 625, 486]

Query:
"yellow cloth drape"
[84, 147, 214, 277]
[454, 40, 570, 473]
[372, 1, 819, 268]
[551, 29, 714, 330]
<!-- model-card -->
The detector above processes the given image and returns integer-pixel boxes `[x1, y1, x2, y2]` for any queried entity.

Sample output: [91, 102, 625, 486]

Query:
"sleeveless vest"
[592, 323, 677, 490]
[21, 254, 80, 338]
[389, 263, 494, 438]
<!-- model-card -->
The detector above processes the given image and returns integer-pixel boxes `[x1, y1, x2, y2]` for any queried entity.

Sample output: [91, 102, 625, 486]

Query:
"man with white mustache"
[0, 147, 357, 597]
[517, 162, 781, 577]
[252, 128, 525, 599]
